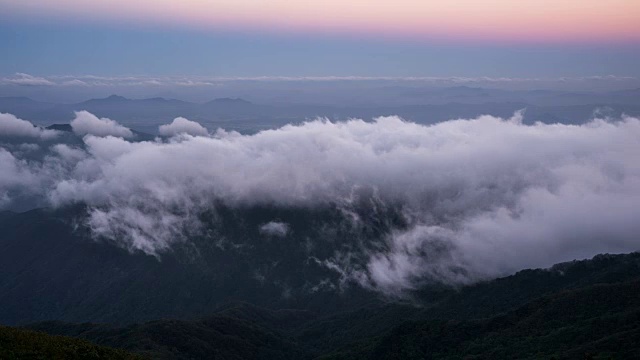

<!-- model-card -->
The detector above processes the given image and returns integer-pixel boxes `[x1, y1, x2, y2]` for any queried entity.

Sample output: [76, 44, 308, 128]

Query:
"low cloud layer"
[2, 73, 55, 86]
[1, 111, 639, 295]
[3, 73, 639, 89]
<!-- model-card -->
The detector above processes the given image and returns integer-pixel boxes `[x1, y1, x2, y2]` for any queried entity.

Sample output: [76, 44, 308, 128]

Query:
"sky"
[0, 0, 639, 77]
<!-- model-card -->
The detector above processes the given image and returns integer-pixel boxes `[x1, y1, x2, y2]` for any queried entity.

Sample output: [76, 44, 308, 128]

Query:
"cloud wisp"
[0, 111, 639, 295]
[260, 221, 290, 237]
[2, 73, 55, 86]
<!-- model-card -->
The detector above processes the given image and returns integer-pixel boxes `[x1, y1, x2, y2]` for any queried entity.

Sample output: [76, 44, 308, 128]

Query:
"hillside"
[0, 325, 143, 360]
[21, 253, 640, 359]
[29, 309, 311, 360]
[323, 280, 640, 359]
[0, 205, 384, 325]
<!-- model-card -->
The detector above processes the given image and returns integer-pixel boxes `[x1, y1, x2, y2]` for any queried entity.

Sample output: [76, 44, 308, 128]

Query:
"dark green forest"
[4, 253, 638, 359]
[2, 198, 640, 359]
[0, 325, 142, 359]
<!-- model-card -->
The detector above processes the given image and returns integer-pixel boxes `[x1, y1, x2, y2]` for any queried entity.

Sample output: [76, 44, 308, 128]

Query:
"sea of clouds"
[1, 109, 639, 294]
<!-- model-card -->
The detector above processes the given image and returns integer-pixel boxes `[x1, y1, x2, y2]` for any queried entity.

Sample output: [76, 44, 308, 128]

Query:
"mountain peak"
[80, 94, 129, 104]
[105, 94, 128, 101]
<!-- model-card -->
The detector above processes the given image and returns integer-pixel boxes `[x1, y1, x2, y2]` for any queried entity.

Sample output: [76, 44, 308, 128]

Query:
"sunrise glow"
[3, 0, 640, 43]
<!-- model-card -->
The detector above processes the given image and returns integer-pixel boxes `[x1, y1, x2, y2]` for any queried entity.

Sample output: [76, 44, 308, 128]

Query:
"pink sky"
[2, 0, 640, 43]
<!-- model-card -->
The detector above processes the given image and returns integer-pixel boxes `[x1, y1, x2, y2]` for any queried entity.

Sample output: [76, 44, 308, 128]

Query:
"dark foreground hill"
[0, 325, 143, 360]
[17, 253, 640, 360]
[322, 280, 640, 360]
[28, 307, 311, 360]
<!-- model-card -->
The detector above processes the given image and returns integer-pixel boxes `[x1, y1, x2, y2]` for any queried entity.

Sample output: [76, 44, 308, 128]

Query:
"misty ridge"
[1, 103, 639, 298]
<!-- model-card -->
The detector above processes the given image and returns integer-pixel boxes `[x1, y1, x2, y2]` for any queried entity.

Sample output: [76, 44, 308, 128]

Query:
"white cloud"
[70, 111, 133, 138]
[0, 111, 639, 294]
[159, 117, 209, 137]
[45, 113, 639, 268]
[0, 113, 59, 139]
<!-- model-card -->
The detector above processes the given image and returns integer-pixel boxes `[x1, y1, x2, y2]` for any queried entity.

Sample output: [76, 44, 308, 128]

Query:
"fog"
[1, 110, 639, 294]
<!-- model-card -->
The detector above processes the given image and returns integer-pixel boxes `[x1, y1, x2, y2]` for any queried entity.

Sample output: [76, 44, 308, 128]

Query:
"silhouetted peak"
[79, 94, 129, 105]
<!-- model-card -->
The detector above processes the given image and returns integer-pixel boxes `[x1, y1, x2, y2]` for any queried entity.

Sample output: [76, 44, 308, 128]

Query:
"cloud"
[158, 117, 209, 137]
[70, 111, 133, 138]
[18, 74, 640, 89]
[0, 113, 59, 139]
[0, 111, 639, 295]
[260, 221, 290, 237]
[3, 73, 55, 86]
[174, 80, 218, 87]
[0, 148, 44, 207]
[61, 79, 89, 86]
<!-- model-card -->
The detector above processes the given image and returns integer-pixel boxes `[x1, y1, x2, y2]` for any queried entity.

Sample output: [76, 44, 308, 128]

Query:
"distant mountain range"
[2, 88, 640, 134]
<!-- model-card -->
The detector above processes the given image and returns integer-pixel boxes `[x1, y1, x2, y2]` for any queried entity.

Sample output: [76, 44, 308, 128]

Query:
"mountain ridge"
[19, 253, 640, 359]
